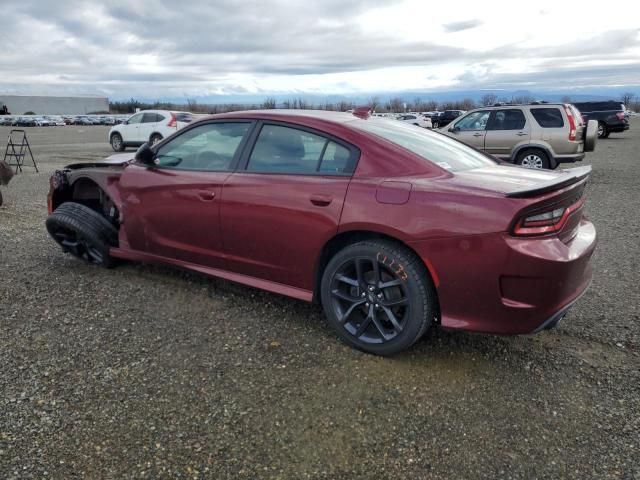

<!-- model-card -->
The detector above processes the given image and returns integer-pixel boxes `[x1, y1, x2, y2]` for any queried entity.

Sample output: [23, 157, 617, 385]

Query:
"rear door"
[220, 122, 359, 291]
[447, 110, 490, 149]
[484, 108, 529, 158]
[119, 121, 253, 268]
[139, 112, 164, 143]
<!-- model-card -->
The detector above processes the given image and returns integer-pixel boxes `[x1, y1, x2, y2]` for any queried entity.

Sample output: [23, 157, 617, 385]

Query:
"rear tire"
[597, 122, 609, 139]
[320, 240, 437, 356]
[46, 202, 118, 268]
[515, 149, 550, 169]
[110, 133, 125, 152]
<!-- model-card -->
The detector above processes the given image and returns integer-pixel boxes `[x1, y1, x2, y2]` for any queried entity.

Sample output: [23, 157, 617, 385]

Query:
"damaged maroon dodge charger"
[46, 109, 596, 355]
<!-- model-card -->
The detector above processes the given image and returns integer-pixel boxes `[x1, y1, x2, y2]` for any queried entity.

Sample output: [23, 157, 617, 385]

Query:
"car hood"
[420, 164, 591, 198]
[65, 153, 135, 170]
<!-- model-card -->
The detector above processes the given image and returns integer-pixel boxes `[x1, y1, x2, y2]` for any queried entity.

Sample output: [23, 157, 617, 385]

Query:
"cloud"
[0, 0, 638, 99]
[443, 19, 482, 33]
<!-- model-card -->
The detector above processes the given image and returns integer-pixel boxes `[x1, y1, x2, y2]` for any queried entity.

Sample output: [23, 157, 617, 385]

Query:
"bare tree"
[261, 97, 276, 109]
[388, 97, 405, 113]
[424, 100, 439, 111]
[459, 98, 477, 111]
[367, 96, 380, 112]
[620, 92, 636, 107]
[480, 93, 498, 106]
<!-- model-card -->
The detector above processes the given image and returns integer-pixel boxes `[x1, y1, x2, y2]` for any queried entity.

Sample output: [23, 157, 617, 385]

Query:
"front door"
[123, 112, 144, 142]
[484, 108, 530, 158]
[447, 110, 490, 150]
[220, 122, 358, 290]
[118, 121, 253, 268]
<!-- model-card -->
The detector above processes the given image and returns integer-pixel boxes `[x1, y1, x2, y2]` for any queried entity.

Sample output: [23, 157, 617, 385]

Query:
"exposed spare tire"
[583, 119, 598, 152]
[46, 202, 118, 267]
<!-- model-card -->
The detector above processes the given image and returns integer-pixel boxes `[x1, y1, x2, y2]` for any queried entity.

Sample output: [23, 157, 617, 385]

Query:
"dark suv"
[433, 110, 465, 128]
[572, 101, 629, 138]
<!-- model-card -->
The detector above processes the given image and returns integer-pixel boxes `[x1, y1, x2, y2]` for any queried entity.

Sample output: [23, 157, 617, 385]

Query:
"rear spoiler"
[505, 166, 592, 198]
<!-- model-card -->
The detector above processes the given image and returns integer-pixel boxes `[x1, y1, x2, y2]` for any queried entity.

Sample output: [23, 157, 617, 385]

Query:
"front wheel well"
[313, 230, 439, 316]
[55, 178, 120, 228]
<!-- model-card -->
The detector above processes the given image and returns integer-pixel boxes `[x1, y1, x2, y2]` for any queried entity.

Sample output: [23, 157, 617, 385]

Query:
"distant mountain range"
[117, 86, 640, 106]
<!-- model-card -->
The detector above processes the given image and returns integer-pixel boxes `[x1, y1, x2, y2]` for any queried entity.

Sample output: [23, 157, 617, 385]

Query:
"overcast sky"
[1, 0, 639, 100]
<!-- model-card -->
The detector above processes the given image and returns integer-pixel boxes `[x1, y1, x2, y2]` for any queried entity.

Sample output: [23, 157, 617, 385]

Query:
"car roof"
[204, 109, 361, 124]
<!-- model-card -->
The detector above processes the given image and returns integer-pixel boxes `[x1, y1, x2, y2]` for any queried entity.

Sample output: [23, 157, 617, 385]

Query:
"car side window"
[530, 108, 564, 128]
[455, 111, 490, 130]
[319, 142, 352, 174]
[127, 113, 143, 124]
[155, 122, 250, 171]
[246, 124, 356, 175]
[488, 109, 526, 130]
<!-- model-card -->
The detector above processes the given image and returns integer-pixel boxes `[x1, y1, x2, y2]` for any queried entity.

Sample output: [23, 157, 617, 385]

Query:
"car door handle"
[516, 132, 528, 136]
[198, 191, 216, 201]
[473, 133, 483, 137]
[310, 194, 332, 207]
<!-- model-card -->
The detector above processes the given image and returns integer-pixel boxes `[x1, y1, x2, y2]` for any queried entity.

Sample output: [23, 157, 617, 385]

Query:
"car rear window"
[530, 108, 564, 128]
[352, 118, 496, 172]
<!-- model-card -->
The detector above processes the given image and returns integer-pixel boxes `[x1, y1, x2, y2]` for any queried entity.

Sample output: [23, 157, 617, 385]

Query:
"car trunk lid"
[449, 164, 591, 198]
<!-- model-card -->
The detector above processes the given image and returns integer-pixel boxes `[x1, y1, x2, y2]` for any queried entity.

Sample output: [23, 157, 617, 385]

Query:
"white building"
[0, 94, 109, 115]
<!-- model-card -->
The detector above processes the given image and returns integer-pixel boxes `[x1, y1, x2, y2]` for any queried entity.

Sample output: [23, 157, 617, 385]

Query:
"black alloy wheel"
[46, 202, 118, 267]
[321, 240, 437, 355]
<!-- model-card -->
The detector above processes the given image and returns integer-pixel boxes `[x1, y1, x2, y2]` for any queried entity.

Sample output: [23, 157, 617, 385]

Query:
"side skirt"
[109, 247, 314, 302]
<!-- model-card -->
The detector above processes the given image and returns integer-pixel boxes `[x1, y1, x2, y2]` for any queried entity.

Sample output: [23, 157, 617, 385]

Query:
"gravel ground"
[0, 123, 638, 479]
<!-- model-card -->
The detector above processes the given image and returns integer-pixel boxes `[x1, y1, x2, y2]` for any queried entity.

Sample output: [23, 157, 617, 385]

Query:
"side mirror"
[135, 143, 156, 166]
[449, 126, 460, 133]
[123, 120, 129, 125]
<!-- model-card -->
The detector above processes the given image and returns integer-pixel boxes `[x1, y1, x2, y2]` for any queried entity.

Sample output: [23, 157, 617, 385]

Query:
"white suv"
[108, 110, 193, 151]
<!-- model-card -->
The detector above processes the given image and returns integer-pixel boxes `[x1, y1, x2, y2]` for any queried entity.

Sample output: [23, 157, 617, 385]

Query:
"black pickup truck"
[573, 101, 629, 138]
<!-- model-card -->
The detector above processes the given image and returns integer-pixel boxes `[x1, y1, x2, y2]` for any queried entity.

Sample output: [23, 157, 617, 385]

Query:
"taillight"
[167, 112, 177, 127]
[564, 104, 576, 141]
[616, 112, 625, 120]
[513, 198, 585, 236]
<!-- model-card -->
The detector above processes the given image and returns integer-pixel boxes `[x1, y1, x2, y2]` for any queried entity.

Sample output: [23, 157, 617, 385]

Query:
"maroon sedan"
[46, 110, 596, 355]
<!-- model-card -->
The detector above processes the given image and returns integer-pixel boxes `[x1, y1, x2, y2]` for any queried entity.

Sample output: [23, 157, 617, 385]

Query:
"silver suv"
[439, 103, 597, 169]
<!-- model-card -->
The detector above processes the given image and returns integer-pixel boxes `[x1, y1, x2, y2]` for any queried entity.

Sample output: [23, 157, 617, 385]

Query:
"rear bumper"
[555, 152, 585, 163]
[409, 217, 596, 335]
[609, 123, 629, 133]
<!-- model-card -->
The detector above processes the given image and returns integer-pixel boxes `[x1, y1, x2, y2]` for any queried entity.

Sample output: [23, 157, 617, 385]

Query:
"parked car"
[73, 116, 94, 126]
[396, 113, 432, 128]
[14, 117, 36, 127]
[33, 116, 53, 126]
[0, 117, 13, 126]
[572, 101, 629, 138]
[46, 109, 596, 355]
[440, 103, 597, 169]
[108, 110, 194, 151]
[432, 110, 465, 128]
[44, 116, 66, 126]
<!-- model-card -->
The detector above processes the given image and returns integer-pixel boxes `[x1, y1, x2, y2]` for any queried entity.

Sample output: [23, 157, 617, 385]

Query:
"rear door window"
[142, 113, 163, 123]
[246, 124, 355, 175]
[488, 109, 526, 130]
[530, 108, 564, 128]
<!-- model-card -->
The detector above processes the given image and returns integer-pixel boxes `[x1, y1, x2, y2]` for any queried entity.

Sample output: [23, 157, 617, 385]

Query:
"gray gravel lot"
[1, 123, 639, 479]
